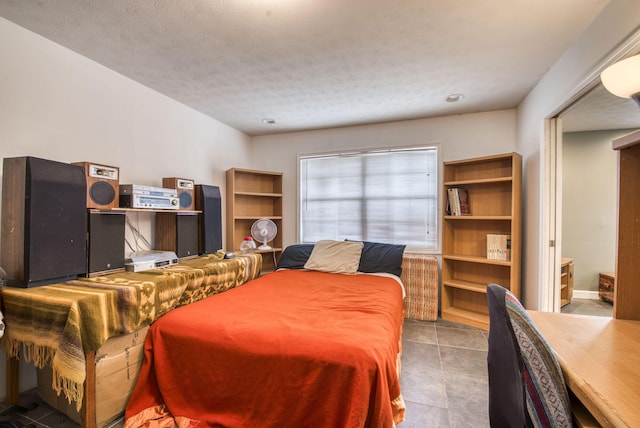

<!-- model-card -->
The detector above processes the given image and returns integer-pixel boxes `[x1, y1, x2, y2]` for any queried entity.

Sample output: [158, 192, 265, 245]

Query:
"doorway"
[551, 82, 640, 315]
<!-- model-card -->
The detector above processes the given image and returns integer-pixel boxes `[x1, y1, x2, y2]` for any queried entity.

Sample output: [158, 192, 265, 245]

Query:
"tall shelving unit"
[441, 152, 522, 329]
[226, 168, 283, 272]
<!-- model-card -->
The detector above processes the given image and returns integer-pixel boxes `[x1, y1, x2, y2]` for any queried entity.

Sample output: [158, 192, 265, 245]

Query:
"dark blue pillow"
[352, 241, 406, 277]
[276, 244, 315, 270]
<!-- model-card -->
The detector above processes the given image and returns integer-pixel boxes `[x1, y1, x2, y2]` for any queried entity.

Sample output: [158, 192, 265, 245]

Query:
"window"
[299, 147, 438, 249]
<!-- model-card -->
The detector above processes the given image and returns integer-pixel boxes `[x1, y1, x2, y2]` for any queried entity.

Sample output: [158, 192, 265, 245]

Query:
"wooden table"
[528, 311, 640, 427]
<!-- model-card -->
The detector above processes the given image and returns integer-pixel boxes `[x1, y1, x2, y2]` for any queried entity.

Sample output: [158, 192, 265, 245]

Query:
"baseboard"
[572, 290, 600, 300]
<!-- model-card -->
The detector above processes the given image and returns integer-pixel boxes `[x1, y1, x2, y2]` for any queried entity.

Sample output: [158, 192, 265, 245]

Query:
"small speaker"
[155, 213, 199, 258]
[73, 162, 119, 209]
[162, 177, 194, 210]
[194, 185, 223, 254]
[87, 212, 125, 276]
[1, 156, 87, 287]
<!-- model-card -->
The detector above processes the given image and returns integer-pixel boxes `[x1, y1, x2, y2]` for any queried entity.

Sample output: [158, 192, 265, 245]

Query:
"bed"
[124, 240, 408, 427]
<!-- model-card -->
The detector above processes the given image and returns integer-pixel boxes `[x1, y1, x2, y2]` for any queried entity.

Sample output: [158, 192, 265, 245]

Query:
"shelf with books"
[443, 254, 511, 266]
[443, 215, 512, 221]
[443, 177, 513, 186]
[446, 187, 471, 216]
[486, 233, 511, 261]
[442, 152, 521, 329]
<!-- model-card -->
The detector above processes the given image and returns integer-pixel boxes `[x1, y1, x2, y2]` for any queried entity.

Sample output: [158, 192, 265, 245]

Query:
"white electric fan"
[251, 218, 277, 250]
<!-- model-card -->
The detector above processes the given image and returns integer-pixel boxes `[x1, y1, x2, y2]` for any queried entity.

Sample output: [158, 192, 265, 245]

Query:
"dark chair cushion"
[487, 284, 573, 428]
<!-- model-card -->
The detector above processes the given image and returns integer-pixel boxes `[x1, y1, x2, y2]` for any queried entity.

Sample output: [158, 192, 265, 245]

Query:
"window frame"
[296, 144, 441, 254]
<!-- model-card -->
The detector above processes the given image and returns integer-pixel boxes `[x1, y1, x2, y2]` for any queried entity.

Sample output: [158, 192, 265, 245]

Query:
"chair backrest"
[487, 284, 573, 428]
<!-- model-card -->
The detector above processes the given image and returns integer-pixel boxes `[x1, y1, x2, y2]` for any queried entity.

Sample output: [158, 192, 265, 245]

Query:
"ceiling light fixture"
[601, 54, 640, 106]
[446, 94, 464, 103]
[261, 118, 276, 125]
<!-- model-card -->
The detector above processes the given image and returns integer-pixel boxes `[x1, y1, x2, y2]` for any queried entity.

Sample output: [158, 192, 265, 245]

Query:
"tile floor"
[0, 299, 611, 428]
[561, 297, 613, 317]
[400, 319, 490, 428]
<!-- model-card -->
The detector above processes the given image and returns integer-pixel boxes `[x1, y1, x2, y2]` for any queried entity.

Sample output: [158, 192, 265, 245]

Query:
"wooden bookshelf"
[442, 153, 522, 329]
[226, 168, 283, 272]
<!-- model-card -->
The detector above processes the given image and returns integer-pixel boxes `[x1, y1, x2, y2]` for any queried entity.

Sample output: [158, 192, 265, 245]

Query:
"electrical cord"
[125, 214, 151, 253]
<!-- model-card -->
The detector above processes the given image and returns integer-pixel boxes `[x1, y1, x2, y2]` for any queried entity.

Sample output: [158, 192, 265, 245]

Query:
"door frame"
[543, 31, 640, 312]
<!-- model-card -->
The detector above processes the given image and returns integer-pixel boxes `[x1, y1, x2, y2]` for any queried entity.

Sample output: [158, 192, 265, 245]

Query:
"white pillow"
[303, 240, 364, 274]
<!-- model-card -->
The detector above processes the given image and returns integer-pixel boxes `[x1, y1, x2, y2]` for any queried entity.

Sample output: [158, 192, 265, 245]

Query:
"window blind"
[299, 147, 438, 248]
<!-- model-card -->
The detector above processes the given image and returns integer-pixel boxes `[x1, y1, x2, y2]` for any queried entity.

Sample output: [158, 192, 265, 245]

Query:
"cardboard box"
[37, 326, 149, 427]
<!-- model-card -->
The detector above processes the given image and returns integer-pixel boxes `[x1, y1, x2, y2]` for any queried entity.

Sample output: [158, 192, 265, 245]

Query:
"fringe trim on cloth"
[124, 405, 200, 428]
[2, 336, 85, 410]
[3, 337, 55, 369]
[392, 394, 406, 425]
[53, 371, 83, 411]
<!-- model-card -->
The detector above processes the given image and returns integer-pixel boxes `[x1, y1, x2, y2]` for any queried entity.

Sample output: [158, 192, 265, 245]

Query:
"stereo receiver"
[119, 184, 179, 210]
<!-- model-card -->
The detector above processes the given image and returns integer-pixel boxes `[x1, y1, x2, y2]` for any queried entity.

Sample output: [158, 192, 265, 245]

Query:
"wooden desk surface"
[527, 311, 640, 428]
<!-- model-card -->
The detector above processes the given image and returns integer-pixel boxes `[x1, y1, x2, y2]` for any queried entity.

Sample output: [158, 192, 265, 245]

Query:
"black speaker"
[1, 156, 87, 287]
[88, 212, 125, 275]
[155, 213, 199, 258]
[194, 185, 222, 254]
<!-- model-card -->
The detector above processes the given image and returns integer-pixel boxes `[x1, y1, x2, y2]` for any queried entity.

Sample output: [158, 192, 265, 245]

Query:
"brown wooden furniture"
[155, 211, 200, 259]
[612, 130, 640, 321]
[226, 168, 283, 272]
[560, 257, 574, 307]
[528, 311, 640, 427]
[441, 153, 522, 329]
[599, 272, 615, 304]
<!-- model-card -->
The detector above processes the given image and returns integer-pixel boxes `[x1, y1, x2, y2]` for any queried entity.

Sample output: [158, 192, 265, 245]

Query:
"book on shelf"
[447, 188, 457, 215]
[446, 187, 470, 216]
[487, 234, 511, 261]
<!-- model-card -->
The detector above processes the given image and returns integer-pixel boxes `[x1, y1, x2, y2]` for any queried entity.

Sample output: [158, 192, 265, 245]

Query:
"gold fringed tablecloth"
[0, 252, 261, 409]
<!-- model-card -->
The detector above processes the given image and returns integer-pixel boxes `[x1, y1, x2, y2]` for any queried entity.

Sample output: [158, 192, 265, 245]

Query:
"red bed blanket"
[124, 269, 406, 427]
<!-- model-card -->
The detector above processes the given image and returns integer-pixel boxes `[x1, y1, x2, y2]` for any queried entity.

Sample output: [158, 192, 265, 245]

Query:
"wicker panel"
[401, 254, 439, 320]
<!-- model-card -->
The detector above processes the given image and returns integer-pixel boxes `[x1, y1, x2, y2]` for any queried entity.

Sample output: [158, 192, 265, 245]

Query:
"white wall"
[516, 0, 640, 309]
[252, 110, 517, 249]
[0, 18, 253, 399]
[562, 130, 625, 293]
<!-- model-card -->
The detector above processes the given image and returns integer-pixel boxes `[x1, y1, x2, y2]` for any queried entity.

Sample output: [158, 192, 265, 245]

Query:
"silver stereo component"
[119, 184, 179, 209]
[120, 184, 177, 197]
[125, 250, 178, 272]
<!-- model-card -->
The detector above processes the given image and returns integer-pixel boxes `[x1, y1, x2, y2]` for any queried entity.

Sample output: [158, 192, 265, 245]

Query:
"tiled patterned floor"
[561, 297, 613, 317]
[401, 319, 490, 428]
[0, 299, 610, 427]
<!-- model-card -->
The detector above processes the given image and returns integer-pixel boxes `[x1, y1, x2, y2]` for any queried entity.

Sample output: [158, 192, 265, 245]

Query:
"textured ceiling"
[561, 83, 640, 133]
[1, 0, 626, 136]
